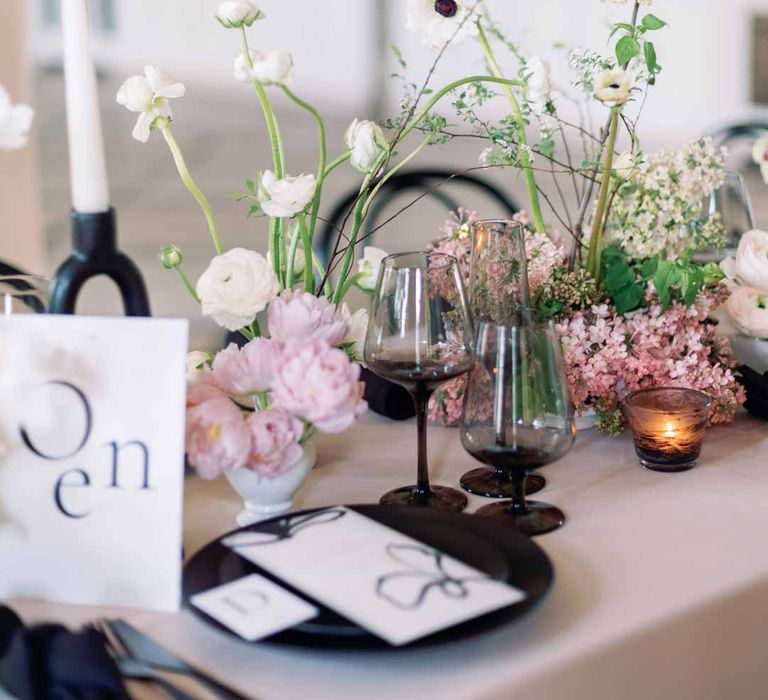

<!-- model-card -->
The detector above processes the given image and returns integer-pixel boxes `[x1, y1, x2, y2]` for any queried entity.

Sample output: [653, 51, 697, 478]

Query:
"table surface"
[11, 412, 768, 700]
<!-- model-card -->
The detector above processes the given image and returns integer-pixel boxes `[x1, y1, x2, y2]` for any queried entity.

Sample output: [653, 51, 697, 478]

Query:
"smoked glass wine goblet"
[460, 321, 575, 535]
[365, 252, 473, 511]
[462, 218, 545, 498]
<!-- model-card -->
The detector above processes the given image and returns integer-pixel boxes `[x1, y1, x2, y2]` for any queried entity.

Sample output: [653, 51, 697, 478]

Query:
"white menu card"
[223, 507, 526, 645]
[0, 315, 188, 612]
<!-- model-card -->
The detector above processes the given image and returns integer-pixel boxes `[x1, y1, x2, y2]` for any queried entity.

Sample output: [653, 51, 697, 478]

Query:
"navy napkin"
[740, 365, 768, 421]
[0, 606, 127, 700]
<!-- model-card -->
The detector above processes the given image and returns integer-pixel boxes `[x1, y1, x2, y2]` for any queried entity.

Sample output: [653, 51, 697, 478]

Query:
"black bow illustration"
[375, 543, 489, 610]
[222, 507, 347, 548]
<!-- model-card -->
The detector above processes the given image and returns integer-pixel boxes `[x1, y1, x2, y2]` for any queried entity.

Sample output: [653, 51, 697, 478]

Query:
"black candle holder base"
[49, 208, 151, 316]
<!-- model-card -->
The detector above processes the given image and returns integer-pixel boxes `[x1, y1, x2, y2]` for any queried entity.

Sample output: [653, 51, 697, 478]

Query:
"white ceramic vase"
[226, 439, 317, 527]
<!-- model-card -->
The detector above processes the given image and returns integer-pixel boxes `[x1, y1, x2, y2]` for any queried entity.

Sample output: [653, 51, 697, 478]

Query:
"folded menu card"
[222, 507, 525, 646]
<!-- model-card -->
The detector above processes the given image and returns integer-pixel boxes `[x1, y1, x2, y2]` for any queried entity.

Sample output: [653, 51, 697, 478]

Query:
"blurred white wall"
[25, 0, 768, 147]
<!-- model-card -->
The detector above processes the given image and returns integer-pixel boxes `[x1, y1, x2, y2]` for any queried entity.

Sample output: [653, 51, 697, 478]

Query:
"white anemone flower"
[116, 66, 185, 142]
[752, 133, 768, 184]
[594, 68, 634, 107]
[406, 0, 479, 49]
[0, 85, 33, 150]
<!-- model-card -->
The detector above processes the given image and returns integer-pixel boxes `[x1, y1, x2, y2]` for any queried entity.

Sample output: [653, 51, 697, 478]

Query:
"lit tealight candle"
[624, 388, 711, 473]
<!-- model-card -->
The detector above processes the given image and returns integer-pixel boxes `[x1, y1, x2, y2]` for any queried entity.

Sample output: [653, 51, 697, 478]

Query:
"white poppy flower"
[341, 304, 369, 363]
[216, 1, 264, 28]
[0, 85, 33, 150]
[233, 49, 293, 85]
[406, 0, 478, 49]
[196, 248, 280, 331]
[345, 119, 389, 172]
[525, 56, 552, 114]
[356, 246, 389, 292]
[116, 66, 185, 142]
[727, 286, 768, 339]
[594, 68, 634, 107]
[257, 170, 316, 218]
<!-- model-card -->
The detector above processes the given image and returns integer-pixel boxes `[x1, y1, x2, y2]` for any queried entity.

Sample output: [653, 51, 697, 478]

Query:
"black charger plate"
[183, 504, 554, 649]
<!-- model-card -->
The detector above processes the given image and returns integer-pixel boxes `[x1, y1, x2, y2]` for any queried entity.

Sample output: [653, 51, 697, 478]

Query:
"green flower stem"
[337, 272, 366, 303]
[476, 22, 546, 234]
[332, 195, 367, 306]
[173, 265, 199, 303]
[160, 124, 222, 255]
[362, 136, 433, 220]
[312, 251, 332, 297]
[586, 109, 619, 279]
[324, 153, 351, 178]
[399, 75, 523, 143]
[286, 221, 301, 289]
[299, 215, 315, 293]
[281, 85, 327, 239]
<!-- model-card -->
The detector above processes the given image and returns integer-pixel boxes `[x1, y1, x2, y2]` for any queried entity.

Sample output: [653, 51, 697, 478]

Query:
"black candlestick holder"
[49, 208, 150, 316]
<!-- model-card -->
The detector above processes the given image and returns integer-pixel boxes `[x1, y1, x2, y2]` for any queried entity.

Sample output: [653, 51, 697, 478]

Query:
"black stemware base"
[380, 485, 468, 512]
[460, 468, 545, 498]
[474, 500, 565, 537]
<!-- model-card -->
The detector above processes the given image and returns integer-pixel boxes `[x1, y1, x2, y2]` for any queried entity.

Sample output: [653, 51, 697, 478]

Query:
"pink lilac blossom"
[204, 339, 281, 398]
[186, 398, 252, 479]
[268, 290, 348, 346]
[271, 338, 368, 433]
[246, 408, 305, 478]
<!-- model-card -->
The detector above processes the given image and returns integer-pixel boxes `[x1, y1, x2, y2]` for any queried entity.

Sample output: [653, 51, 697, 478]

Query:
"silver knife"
[108, 619, 248, 700]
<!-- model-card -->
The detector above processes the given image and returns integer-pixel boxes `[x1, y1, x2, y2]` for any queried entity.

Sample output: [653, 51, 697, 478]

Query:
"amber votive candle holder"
[624, 388, 711, 472]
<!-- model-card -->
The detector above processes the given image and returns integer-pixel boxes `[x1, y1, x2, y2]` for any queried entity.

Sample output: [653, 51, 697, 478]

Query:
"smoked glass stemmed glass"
[460, 321, 575, 536]
[365, 252, 473, 511]
[462, 218, 545, 498]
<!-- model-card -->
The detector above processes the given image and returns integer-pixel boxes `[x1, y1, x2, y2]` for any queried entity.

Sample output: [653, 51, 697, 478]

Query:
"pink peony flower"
[205, 339, 281, 398]
[186, 398, 251, 479]
[271, 338, 367, 432]
[187, 381, 229, 407]
[267, 291, 348, 346]
[246, 408, 305, 478]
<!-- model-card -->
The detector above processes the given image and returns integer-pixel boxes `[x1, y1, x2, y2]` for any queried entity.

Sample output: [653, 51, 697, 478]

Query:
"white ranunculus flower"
[734, 229, 768, 290]
[594, 68, 634, 107]
[233, 49, 293, 85]
[406, 0, 478, 49]
[357, 246, 388, 292]
[341, 304, 369, 363]
[727, 286, 768, 339]
[752, 134, 768, 184]
[187, 350, 213, 381]
[525, 56, 552, 114]
[257, 170, 316, 218]
[216, 0, 264, 28]
[116, 66, 185, 142]
[345, 119, 389, 172]
[0, 85, 33, 150]
[196, 248, 280, 331]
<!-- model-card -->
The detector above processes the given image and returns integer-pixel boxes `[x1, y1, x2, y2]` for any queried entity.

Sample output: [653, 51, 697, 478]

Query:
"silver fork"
[94, 619, 198, 700]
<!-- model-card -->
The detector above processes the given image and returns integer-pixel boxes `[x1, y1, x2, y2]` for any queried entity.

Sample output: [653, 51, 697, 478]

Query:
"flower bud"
[216, 1, 264, 28]
[160, 245, 184, 269]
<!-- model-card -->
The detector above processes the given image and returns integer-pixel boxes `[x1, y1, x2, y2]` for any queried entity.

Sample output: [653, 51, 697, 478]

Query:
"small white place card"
[0, 315, 188, 612]
[223, 507, 526, 646]
[191, 574, 318, 641]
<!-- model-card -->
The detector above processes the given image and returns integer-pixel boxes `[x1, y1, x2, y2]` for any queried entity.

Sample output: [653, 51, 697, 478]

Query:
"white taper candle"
[60, 0, 110, 213]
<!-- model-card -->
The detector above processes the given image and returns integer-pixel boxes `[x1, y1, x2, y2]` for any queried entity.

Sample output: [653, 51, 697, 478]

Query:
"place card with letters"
[0, 315, 188, 612]
[191, 574, 319, 641]
[223, 507, 526, 646]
